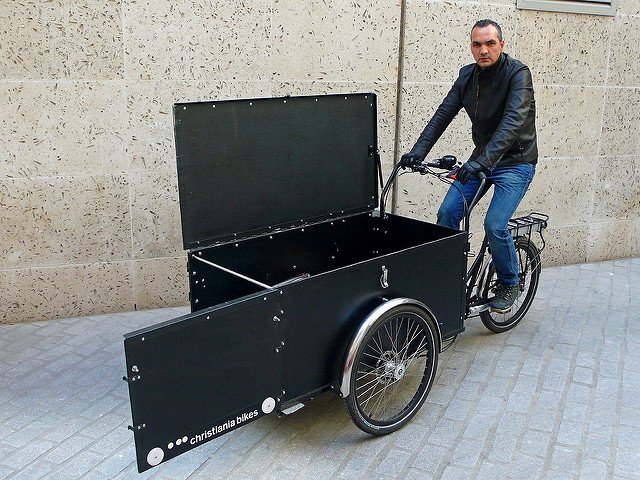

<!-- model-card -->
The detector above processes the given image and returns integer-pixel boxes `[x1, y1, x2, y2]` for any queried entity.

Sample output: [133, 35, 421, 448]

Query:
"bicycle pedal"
[468, 298, 492, 315]
[490, 306, 513, 314]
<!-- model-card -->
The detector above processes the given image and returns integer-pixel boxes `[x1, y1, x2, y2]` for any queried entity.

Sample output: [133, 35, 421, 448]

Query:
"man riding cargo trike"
[123, 93, 547, 472]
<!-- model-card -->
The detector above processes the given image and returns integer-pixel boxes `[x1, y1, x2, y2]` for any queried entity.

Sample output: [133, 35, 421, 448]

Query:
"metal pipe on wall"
[390, 0, 407, 214]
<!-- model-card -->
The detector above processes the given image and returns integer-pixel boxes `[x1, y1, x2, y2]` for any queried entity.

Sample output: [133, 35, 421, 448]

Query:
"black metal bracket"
[123, 365, 142, 383]
[369, 145, 384, 190]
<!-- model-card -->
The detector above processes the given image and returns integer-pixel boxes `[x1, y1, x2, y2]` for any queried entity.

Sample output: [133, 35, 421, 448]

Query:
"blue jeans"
[437, 164, 536, 286]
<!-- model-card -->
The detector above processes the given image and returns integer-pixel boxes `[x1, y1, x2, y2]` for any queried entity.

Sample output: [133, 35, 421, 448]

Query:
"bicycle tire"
[345, 305, 438, 435]
[480, 237, 541, 333]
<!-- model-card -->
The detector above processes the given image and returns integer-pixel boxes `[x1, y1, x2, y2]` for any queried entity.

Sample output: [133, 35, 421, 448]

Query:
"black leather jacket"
[409, 53, 537, 170]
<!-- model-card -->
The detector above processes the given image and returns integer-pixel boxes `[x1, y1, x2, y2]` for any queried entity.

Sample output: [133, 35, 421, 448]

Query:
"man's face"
[471, 25, 504, 69]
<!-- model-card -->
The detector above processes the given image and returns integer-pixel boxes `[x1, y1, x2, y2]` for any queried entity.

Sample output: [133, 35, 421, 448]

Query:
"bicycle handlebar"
[411, 155, 458, 174]
[379, 155, 487, 235]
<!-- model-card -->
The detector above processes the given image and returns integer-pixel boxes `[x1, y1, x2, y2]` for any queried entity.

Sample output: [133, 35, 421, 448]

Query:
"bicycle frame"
[464, 236, 495, 316]
[450, 173, 492, 316]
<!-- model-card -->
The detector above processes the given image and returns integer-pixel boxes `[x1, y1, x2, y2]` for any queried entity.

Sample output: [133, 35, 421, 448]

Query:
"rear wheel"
[480, 237, 541, 333]
[345, 305, 438, 435]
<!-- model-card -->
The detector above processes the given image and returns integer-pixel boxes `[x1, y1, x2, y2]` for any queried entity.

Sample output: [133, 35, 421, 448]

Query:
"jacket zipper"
[474, 71, 486, 156]
[474, 70, 479, 125]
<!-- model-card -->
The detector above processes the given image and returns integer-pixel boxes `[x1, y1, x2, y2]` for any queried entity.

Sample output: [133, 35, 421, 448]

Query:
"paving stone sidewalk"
[1, 258, 639, 479]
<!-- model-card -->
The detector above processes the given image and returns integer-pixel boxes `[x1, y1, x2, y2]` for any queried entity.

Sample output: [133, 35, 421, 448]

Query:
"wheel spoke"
[362, 351, 382, 362]
[355, 364, 387, 388]
[357, 378, 384, 408]
[370, 331, 385, 356]
[391, 317, 401, 354]
[404, 338, 428, 365]
[378, 372, 404, 419]
[370, 380, 391, 418]
[397, 320, 421, 360]
[355, 369, 382, 385]
[383, 321, 398, 356]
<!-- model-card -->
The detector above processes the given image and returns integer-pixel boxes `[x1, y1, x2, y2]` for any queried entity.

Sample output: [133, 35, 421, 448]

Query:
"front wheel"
[345, 305, 438, 435]
[480, 236, 542, 333]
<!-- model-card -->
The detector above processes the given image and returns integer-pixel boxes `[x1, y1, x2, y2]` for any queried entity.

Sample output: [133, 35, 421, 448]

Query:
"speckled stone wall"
[397, 0, 640, 267]
[1, 0, 638, 323]
[0, 0, 400, 323]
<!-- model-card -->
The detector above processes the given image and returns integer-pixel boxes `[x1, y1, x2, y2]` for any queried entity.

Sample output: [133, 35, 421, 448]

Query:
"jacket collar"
[476, 52, 506, 75]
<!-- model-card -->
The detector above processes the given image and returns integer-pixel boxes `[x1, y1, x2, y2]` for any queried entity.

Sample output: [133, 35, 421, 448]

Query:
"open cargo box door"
[173, 93, 379, 249]
[124, 289, 282, 472]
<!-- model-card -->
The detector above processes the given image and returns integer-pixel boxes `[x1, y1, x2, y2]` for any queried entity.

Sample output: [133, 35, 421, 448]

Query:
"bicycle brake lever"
[411, 163, 428, 175]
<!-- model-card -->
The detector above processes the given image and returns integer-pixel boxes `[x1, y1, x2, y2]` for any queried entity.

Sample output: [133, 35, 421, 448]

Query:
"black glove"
[399, 152, 423, 169]
[456, 159, 485, 185]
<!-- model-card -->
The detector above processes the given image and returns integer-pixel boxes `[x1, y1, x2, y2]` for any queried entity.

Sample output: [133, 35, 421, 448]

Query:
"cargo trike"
[123, 93, 547, 472]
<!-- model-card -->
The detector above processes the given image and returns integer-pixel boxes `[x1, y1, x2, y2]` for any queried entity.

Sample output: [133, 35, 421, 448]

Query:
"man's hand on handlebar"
[456, 159, 486, 185]
[399, 152, 423, 169]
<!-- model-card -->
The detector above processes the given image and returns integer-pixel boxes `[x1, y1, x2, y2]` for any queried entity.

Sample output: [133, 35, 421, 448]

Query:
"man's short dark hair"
[471, 19, 503, 41]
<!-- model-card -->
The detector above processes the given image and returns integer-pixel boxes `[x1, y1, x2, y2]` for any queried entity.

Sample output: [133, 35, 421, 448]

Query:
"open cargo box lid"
[174, 93, 379, 250]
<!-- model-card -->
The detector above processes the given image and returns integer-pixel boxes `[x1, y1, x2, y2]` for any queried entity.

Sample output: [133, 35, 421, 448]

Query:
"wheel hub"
[376, 351, 407, 384]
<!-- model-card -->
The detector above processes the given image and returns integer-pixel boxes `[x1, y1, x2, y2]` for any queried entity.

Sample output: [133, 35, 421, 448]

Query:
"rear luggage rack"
[508, 212, 548, 255]
[508, 212, 548, 237]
